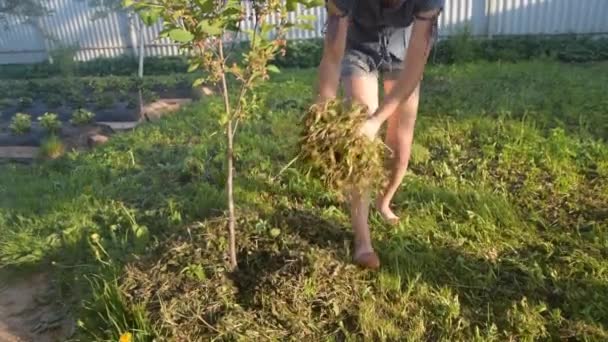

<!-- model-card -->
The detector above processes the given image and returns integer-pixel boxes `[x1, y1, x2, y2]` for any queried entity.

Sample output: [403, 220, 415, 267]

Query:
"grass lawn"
[0, 60, 607, 341]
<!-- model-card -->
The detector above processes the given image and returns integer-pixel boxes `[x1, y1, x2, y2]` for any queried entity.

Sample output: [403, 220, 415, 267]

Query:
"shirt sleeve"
[414, 0, 445, 14]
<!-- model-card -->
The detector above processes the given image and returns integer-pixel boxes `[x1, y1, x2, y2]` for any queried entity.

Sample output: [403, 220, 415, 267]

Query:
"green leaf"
[139, 8, 162, 26]
[223, 0, 241, 11]
[260, 23, 274, 36]
[133, 225, 150, 252]
[122, 0, 134, 8]
[194, 0, 215, 12]
[168, 28, 194, 43]
[222, 7, 242, 17]
[182, 264, 206, 281]
[226, 22, 240, 32]
[299, 14, 317, 21]
[286, 0, 297, 11]
[296, 22, 315, 31]
[193, 78, 206, 88]
[269, 228, 281, 238]
[198, 20, 223, 36]
[218, 117, 229, 127]
[303, 0, 324, 8]
[267, 65, 280, 74]
[187, 63, 200, 73]
[246, 29, 262, 45]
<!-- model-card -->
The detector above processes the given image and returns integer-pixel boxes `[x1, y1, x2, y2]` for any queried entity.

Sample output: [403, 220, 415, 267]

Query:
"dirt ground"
[0, 272, 73, 342]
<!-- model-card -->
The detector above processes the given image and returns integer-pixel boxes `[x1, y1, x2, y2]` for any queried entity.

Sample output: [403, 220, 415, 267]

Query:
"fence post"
[34, 17, 54, 64]
[127, 11, 139, 59]
[137, 19, 145, 78]
[486, 0, 494, 38]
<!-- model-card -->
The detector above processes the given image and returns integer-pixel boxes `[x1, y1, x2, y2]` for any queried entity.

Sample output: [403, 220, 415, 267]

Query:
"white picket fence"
[0, 0, 607, 65]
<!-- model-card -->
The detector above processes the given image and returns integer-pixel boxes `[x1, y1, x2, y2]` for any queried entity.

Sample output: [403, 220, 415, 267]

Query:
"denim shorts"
[341, 25, 412, 80]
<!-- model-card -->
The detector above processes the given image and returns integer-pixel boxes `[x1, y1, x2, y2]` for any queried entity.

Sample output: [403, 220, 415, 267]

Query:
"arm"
[315, 0, 349, 103]
[360, 9, 440, 138]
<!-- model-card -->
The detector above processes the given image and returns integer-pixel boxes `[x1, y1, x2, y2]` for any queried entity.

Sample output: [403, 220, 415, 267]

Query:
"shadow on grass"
[228, 248, 306, 310]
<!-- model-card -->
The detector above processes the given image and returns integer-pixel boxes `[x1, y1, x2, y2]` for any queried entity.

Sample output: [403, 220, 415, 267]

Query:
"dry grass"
[299, 99, 387, 200]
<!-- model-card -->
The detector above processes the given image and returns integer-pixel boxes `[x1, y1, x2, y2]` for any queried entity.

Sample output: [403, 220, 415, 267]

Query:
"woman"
[316, 0, 444, 269]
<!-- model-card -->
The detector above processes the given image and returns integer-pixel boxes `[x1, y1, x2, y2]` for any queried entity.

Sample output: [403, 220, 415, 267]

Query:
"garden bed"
[0, 75, 201, 158]
[0, 74, 198, 123]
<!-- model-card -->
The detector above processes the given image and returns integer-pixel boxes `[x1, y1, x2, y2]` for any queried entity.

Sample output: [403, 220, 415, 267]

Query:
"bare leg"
[376, 79, 420, 224]
[343, 75, 379, 265]
[315, 15, 348, 103]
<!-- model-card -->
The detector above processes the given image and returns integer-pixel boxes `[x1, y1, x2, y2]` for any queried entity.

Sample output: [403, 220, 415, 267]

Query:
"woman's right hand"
[359, 116, 382, 141]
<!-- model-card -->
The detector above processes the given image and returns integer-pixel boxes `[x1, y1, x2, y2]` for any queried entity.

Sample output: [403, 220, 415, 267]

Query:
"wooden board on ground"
[143, 98, 192, 121]
[97, 121, 140, 131]
[0, 146, 39, 159]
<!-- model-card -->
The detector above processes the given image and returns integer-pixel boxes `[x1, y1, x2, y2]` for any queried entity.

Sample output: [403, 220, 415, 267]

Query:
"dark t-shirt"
[331, 0, 445, 65]
[332, 0, 444, 48]
[334, 0, 444, 31]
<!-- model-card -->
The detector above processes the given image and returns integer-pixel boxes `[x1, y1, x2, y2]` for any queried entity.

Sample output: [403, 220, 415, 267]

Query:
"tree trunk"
[137, 19, 145, 121]
[218, 40, 237, 270]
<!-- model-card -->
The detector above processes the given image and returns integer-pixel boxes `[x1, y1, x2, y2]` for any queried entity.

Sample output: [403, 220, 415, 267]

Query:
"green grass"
[39, 135, 66, 159]
[0, 61, 607, 341]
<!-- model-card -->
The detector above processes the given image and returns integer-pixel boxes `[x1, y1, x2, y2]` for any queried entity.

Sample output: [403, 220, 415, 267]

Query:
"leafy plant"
[274, 39, 323, 68]
[70, 93, 88, 108]
[9, 113, 32, 134]
[91, 81, 107, 96]
[141, 88, 159, 103]
[128, 0, 320, 269]
[38, 112, 62, 133]
[39, 135, 65, 159]
[442, 25, 478, 63]
[83, 272, 156, 342]
[71, 108, 95, 125]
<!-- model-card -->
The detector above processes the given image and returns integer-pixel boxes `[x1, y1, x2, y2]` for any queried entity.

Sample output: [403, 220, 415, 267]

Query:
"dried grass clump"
[298, 99, 387, 198]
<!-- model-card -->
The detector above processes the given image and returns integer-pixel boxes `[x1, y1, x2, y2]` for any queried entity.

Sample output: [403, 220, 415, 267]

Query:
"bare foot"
[376, 197, 400, 225]
[353, 250, 380, 270]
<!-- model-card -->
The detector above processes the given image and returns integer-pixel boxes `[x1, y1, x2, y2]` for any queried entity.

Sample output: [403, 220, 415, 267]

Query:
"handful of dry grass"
[298, 99, 387, 199]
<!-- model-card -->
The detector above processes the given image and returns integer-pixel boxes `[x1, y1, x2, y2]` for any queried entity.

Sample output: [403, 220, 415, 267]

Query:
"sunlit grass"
[0, 61, 606, 341]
